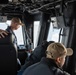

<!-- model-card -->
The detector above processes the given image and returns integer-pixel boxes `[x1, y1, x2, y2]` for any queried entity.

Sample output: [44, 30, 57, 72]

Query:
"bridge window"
[47, 22, 63, 42]
[0, 23, 7, 30]
[0, 20, 25, 49]
[34, 21, 40, 48]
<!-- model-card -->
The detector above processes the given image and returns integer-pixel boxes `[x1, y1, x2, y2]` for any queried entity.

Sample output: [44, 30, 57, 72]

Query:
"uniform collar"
[41, 57, 59, 68]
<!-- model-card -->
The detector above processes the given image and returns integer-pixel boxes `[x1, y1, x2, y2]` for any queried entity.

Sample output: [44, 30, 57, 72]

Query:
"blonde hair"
[11, 17, 23, 26]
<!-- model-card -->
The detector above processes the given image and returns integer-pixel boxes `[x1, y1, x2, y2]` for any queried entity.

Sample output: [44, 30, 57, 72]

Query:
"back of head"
[0, 32, 17, 74]
[46, 42, 73, 60]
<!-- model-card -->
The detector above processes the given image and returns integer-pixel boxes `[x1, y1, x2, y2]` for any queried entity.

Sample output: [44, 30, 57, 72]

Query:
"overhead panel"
[0, 0, 8, 4]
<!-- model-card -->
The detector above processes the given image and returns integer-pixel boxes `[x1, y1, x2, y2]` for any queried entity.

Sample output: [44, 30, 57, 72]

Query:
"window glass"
[0, 23, 7, 30]
[47, 22, 62, 42]
[34, 21, 40, 49]
[0, 20, 11, 29]
[13, 26, 24, 45]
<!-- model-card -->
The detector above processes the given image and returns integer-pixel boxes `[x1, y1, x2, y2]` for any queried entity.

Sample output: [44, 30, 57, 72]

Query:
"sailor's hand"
[0, 29, 8, 38]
